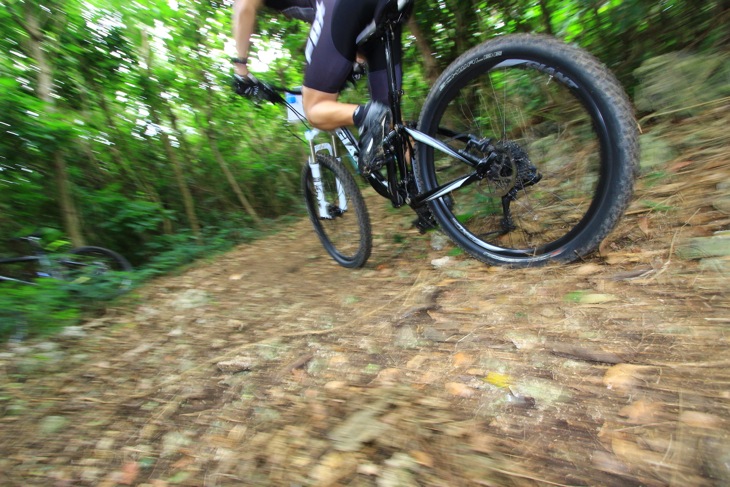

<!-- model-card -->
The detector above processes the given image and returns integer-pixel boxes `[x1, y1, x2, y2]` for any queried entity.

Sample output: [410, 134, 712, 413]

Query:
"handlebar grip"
[232, 73, 286, 104]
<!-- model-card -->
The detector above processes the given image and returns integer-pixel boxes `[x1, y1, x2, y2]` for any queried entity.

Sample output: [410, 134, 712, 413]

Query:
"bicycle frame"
[301, 22, 487, 222]
[0, 237, 55, 285]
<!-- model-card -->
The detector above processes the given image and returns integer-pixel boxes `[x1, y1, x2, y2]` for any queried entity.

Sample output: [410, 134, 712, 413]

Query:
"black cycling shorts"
[303, 0, 402, 103]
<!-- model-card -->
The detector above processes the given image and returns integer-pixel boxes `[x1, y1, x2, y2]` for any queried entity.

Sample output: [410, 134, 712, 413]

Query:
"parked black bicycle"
[234, 0, 639, 268]
[0, 235, 133, 292]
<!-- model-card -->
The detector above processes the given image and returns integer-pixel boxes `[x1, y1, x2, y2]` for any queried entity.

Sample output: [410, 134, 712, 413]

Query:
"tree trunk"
[141, 30, 201, 239]
[201, 82, 262, 224]
[96, 92, 173, 234]
[205, 128, 262, 225]
[53, 152, 85, 246]
[179, 6, 263, 226]
[149, 106, 202, 239]
[407, 16, 440, 83]
[538, 0, 554, 35]
[23, 6, 85, 246]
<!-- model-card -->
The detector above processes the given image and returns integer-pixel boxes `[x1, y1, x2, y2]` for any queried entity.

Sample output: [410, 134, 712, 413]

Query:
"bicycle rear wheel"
[415, 34, 639, 267]
[302, 154, 372, 268]
[62, 246, 133, 292]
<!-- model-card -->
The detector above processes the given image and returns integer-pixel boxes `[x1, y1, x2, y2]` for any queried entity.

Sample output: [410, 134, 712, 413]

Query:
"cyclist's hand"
[233, 73, 261, 98]
[232, 73, 283, 104]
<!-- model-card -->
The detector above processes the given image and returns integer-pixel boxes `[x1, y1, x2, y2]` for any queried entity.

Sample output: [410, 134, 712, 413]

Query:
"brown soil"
[1, 109, 729, 486]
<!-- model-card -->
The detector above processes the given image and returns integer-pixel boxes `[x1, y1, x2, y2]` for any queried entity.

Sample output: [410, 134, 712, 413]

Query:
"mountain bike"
[234, 1, 639, 268]
[0, 235, 133, 291]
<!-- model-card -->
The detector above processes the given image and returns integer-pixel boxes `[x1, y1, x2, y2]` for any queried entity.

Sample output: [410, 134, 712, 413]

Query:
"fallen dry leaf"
[603, 364, 650, 392]
[575, 263, 603, 276]
[410, 450, 434, 467]
[375, 368, 402, 384]
[119, 461, 139, 485]
[453, 352, 474, 367]
[445, 382, 475, 398]
[638, 216, 651, 236]
[679, 411, 723, 429]
[578, 293, 619, 304]
[619, 400, 662, 424]
[484, 372, 511, 388]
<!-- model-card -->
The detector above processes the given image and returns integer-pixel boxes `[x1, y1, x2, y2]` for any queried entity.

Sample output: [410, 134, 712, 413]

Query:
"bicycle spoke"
[302, 155, 372, 268]
[416, 36, 637, 265]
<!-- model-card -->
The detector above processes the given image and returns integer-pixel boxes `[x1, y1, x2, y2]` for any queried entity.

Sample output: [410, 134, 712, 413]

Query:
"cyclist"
[231, 0, 409, 171]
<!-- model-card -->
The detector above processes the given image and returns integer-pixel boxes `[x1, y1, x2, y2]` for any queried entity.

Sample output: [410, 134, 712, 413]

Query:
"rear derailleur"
[470, 137, 543, 234]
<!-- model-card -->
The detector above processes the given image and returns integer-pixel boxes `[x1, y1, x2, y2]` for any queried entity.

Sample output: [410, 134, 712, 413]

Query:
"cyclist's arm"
[232, 0, 263, 76]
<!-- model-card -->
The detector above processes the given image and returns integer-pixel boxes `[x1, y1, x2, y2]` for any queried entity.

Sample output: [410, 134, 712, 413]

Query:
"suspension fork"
[307, 129, 347, 219]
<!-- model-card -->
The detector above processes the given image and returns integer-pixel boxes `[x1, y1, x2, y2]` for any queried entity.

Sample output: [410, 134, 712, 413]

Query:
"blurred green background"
[1, 0, 728, 337]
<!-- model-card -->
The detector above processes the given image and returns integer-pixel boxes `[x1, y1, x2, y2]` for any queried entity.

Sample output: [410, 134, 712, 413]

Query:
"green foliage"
[137, 224, 266, 279]
[0, 0, 727, 337]
[0, 280, 80, 341]
[0, 268, 135, 341]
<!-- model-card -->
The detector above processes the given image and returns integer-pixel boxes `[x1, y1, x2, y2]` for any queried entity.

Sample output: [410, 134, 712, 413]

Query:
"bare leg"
[302, 87, 358, 131]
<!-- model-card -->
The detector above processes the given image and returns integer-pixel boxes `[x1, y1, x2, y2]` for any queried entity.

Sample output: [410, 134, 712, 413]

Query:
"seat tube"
[383, 25, 402, 124]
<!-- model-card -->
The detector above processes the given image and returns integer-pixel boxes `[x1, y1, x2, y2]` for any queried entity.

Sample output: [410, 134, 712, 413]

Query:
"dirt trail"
[1, 112, 729, 486]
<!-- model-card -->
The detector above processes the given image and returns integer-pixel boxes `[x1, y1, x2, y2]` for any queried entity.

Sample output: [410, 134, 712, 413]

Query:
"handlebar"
[232, 61, 364, 105]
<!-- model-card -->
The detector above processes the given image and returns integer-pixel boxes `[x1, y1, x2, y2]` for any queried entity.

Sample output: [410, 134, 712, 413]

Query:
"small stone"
[430, 233, 450, 251]
[575, 263, 603, 276]
[172, 289, 208, 309]
[217, 356, 255, 373]
[59, 326, 87, 338]
[167, 327, 183, 337]
[36, 341, 58, 352]
[161, 432, 191, 457]
[431, 256, 451, 268]
[378, 453, 419, 487]
[678, 233, 730, 260]
[395, 326, 419, 349]
[357, 463, 381, 476]
[421, 326, 448, 342]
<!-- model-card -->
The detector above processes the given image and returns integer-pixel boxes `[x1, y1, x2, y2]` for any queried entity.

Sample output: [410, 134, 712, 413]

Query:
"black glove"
[232, 73, 283, 104]
[233, 73, 261, 98]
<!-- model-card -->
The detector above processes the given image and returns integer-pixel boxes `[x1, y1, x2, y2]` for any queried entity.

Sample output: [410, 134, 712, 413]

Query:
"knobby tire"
[302, 154, 372, 268]
[415, 34, 639, 267]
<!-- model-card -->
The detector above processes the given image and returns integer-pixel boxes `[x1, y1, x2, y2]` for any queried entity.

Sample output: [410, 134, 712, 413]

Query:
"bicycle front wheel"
[415, 34, 639, 267]
[301, 154, 372, 268]
[63, 246, 133, 292]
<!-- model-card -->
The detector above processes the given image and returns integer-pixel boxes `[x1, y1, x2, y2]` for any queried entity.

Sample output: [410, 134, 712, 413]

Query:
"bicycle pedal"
[360, 155, 386, 175]
[413, 215, 438, 234]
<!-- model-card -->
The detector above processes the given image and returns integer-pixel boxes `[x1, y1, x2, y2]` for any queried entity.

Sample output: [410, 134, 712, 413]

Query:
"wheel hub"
[470, 139, 542, 197]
